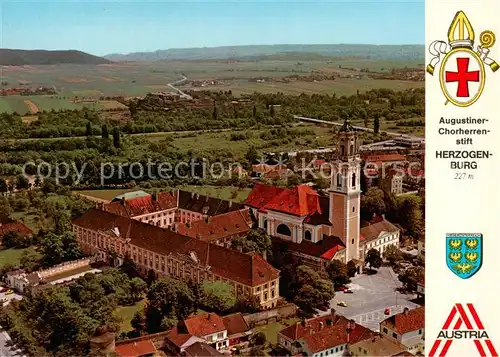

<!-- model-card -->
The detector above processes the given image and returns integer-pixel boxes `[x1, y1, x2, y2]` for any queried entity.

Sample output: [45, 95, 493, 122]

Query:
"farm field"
[179, 185, 251, 202]
[73, 188, 138, 202]
[1, 58, 424, 113]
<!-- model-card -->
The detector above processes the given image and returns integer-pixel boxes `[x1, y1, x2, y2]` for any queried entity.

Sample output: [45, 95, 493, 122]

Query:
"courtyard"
[321, 266, 420, 332]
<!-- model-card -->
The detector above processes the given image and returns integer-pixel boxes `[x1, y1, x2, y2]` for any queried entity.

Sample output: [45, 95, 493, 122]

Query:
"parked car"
[384, 308, 391, 315]
[344, 289, 354, 294]
[318, 305, 329, 311]
[336, 285, 348, 291]
[5, 289, 14, 295]
[337, 301, 348, 307]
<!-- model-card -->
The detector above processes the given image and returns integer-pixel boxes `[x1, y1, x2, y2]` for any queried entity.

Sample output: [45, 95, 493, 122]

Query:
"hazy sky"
[0, 0, 424, 56]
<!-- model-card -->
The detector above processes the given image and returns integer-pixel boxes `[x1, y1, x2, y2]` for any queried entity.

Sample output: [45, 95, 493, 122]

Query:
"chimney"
[228, 200, 232, 208]
[319, 322, 324, 330]
[191, 191, 195, 198]
[403, 307, 409, 315]
[326, 319, 332, 326]
[330, 308, 336, 321]
[207, 314, 211, 321]
[196, 193, 200, 200]
[346, 321, 352, 343]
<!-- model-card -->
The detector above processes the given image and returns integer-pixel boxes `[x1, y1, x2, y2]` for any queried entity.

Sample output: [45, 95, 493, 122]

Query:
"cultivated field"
[0, 58, 424, 113]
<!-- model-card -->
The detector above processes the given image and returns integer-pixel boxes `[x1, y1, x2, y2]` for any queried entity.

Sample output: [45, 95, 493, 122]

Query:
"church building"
[244, 120, 395, 269]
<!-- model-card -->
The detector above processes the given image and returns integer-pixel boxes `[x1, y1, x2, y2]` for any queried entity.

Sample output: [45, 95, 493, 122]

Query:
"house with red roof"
[278, 309, 377, 357]
[380, 307, 425, 355]
[72, 209, 280, 309]
[101, 189, 244, 229]
[164, 312, 252, 354]
[243, 120, 395, 268]
[175, 209, 253, 248]
[0, 215, 33, 240]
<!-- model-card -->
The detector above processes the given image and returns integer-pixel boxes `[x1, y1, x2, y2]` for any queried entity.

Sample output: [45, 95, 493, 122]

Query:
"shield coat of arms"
[446, 233, 483, 279]
[427, 11, 498, 107]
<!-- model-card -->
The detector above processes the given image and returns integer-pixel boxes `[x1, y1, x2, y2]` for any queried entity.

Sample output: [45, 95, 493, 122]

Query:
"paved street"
[319, 267, 419, 332]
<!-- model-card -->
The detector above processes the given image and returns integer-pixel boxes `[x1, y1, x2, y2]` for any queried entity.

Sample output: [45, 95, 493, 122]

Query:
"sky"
[0, 0, 424, 56]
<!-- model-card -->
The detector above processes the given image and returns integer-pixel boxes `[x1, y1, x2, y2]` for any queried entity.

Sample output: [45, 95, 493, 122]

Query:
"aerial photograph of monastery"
[0, 1, 425, 356]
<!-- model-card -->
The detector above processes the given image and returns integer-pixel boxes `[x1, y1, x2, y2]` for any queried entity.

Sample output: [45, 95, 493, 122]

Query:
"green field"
[179, 185, 251, 202]
[0, 247, 30, 267]
[74, 188, 138, 202]
[252, 318, 300, 344]
[115, 299, 146, 332]
[1, 58, 424, 113]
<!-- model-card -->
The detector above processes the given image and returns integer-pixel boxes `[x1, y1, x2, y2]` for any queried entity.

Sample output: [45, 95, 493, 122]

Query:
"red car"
[337, 286, 348, 291]
[384, 308, 391, 315]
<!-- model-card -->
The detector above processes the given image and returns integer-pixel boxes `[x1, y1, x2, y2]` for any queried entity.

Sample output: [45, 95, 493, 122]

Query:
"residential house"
[382, 170, 404, 195]
[380, 307, 425, 355]
[278, 309, 377, 357]
[164, 312, 252, 354]
[182, 342, 223, 356]
[4, 270, 40, 293]
[0, 215, 33, 239]
[360, 216, 400, 260]
[72, 209, 280, 309]
[348, 334, 408, 356]
[115, 339, 157, 357]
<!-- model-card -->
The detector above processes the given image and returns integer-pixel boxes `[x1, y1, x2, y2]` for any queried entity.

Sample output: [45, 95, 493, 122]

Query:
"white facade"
[135, 208, 176, 227]
[203, 329, 228, 350]
[363, 231, 400, 255]
[380, 323, 424, 355]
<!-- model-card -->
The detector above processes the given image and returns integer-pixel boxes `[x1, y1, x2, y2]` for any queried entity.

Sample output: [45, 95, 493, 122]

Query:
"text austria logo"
[430, 303, 498, 357]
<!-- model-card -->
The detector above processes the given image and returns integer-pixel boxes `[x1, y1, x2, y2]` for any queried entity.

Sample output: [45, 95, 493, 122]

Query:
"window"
[351, 239, 354, 244]
[352, 206, 355, 213]
[337, 173, 342, 187]
[277, 224, 291, 237]
[392, 332, 397, 339]
[217, 332, 224, 339]
[383, 327, 388, 334]
[419, 329, 422, 335]
[352, 173, 356, 187]
[304, 230, 312, 241]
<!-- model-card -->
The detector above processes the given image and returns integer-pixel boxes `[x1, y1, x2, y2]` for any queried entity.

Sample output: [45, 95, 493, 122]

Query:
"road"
[167, 75, 193, 99]
[318, 267, 419, 332]
[294, 115, 424, 141]
[0, 327, 24, 357]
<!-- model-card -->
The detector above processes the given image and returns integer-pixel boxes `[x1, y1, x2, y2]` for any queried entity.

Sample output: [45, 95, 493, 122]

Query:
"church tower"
[329, 119, 362, 262]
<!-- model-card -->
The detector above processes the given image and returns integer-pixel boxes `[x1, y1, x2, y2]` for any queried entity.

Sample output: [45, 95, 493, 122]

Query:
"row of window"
[314, 344, 345, 357]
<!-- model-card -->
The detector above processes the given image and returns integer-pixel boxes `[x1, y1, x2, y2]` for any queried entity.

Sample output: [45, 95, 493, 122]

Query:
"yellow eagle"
[449, 239, 462, 250]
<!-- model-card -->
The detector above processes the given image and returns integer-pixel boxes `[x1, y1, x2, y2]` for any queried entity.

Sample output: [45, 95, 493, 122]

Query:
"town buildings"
[360, 216, 400, 258]
[348, 334, 411, 356]
[379, 307, 425, 355]
[72, 209, 280, 309]
[164, 312, 251, 354]
[244, 120, 399, 269]
[278, 309, 378, 357]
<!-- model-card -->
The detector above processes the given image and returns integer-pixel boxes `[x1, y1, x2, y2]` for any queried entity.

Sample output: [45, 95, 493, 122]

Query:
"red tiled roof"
[263, 184, 321, 217]
[103, 191, 177, 217]
[281, 314, 377, 353]
[166, 328, 195, 348]
[176, 209, 252, 242]
[115, 339, 156, 357]
[381, 307, 425, 334]
[244, 183, 286, 209]
[184, 313, 226, 337]
[364, 154, 406, 163]
[222, 313, 250, 336]
[72, 209, 279, 287]
[0, 222, 33, 237]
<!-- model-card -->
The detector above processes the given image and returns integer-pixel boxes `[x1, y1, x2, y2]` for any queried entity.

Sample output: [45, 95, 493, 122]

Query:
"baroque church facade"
[244, 120, 387, 268]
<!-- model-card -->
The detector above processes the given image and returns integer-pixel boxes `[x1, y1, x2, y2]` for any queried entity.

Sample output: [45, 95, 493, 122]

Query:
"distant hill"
[105, 44, 425, 62]
[0, 49, 111, 65]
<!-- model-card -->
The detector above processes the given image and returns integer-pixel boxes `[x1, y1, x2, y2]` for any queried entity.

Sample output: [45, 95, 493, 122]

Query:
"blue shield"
[446, 233, 483, 279]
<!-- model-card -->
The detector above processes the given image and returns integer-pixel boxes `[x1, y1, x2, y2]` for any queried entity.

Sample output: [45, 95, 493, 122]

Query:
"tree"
[145, 278, 195, 333]
[250, 331, 266, 346]
[1, 231, 23, 248]
[398, 266, 424, 292]
[231, 229, 271, 255]
[346, 260, 357, 277]
[252, 105, 257, 118]
[15, 175, 30, 190]
[0, 178, 8, 195]
[365, 248, 383, 270]
[130, 277, 147, 302]
[199, 281, 236, 313]
[131, 309, 146, 333]
[374, 116, 380, 134]
[86, 122, 92, 137]
[326, 260, 351, 287]
[292, 265, 334, 312]
[39, 232, 83, 266]
[101, 124, 109, 140]
[235, 294, 261, 314]
[361, 187, 386, 220]
[20, 247, 42, 272]
[383, 245, 403, 265]
[112, 127, 121, 148]
[394, 195, 423, 238]
[212, 104, 218, 120]
[245, 146, 259, 165]
[270, 105, 275, 117]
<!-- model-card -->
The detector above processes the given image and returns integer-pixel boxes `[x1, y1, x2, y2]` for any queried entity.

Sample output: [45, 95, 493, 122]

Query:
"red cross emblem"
[445, 58, 480, 97]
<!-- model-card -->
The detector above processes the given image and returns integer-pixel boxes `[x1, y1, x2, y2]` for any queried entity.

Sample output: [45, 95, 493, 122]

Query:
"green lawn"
[10, 211, 42, 232]
[115, 299, 147, 332]
[179, 185, 251, 203]
[0, 247, 30, 268]
[252, 318, 300, 344]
